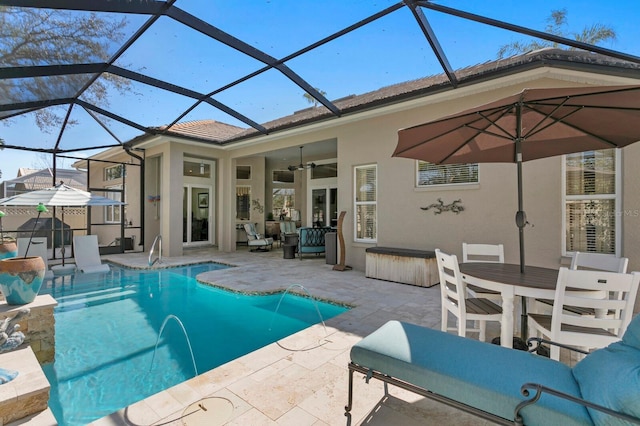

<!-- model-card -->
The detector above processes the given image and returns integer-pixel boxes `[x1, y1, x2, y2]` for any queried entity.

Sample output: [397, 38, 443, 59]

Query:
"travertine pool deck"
[17, 246, 501, 426]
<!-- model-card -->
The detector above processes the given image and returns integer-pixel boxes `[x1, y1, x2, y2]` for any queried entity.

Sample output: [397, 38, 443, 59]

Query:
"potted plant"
[0, 210, 17, 260]
[0, 204, 48, 305]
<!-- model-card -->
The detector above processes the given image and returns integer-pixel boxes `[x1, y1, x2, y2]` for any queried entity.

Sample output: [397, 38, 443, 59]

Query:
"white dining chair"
[462, 243, 504, 303]
[436, 249, 502, 342]
[534, 252, 629, 317]
[528, 267, 640, 361]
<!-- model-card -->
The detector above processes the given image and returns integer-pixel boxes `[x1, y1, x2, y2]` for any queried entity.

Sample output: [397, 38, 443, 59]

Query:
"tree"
[0, 6, 131, 132]
[497, 9, 616, 58]
[303, 89, 327, 107]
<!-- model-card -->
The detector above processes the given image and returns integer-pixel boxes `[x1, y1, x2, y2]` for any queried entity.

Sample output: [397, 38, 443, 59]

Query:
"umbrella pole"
[515, 102, 528, 340]
[61, 208, 65, 266]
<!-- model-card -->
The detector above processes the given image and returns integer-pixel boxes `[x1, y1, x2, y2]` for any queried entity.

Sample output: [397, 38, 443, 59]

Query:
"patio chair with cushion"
[528, 267, 640, 360]
[346, 314, 640, 425]
[279, 220, 297, 243]
[243, 223, 273, 252]
[436, 249, 502, 342]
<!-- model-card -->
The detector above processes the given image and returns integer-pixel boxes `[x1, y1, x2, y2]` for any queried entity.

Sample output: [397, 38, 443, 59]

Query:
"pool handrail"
[149, 234, 162, 266]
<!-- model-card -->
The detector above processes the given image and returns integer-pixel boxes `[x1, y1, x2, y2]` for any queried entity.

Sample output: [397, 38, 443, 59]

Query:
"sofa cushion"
[622, 313, 640, 350]
[351, 321, 591, 426]
[572, 318, 640, 425]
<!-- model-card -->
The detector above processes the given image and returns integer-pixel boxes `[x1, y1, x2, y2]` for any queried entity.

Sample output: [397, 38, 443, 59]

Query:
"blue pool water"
[39, 263, 348, 426]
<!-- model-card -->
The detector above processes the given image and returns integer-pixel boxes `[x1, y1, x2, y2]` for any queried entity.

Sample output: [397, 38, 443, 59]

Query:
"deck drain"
[181, 397, 234, 426]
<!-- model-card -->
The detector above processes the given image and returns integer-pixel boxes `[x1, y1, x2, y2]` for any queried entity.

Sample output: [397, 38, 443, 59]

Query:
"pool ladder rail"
[149, 235, 162, 266]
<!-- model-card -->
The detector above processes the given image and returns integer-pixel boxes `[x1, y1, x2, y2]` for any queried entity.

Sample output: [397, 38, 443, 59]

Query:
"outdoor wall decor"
[251, 199, 264, 214]
[420, 198, 464, 215]
[0, 308, 29, 354]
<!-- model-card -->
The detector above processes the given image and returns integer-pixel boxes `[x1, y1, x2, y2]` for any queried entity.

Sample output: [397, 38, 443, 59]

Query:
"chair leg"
[458, 318, 466, 337]
[441, 308, 448, 333]
[478, 321, 486, 342]
[550, 345, 560, 361]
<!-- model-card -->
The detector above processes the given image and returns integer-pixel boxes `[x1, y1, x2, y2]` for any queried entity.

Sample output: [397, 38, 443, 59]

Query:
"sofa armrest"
[514, 383, 640, 425]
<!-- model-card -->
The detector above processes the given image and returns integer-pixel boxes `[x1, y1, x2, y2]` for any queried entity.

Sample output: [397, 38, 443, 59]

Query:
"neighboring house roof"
[122, 48, 640, 148]
[2, 169, 87, 195]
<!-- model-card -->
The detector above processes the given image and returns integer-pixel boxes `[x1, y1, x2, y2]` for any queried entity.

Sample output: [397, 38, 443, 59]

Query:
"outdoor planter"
[0, 241, 17, 260]
[0, 256, 45, 305]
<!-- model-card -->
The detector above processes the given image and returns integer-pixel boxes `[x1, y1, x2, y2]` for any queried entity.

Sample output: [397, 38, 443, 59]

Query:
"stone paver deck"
[20, 246, 504, 426]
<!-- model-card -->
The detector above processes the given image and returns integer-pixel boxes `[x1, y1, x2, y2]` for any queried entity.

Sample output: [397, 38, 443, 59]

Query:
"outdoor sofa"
[297, 226, 332, 259]
[346, 316, 640, 425]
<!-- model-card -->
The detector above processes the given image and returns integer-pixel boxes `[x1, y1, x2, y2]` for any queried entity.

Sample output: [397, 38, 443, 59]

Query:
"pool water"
[39, 263, 348, 426]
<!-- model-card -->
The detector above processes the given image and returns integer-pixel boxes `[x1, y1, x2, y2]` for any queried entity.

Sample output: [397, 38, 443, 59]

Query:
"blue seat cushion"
[572, 315, 640, 425]
[351, 321, 591, 426]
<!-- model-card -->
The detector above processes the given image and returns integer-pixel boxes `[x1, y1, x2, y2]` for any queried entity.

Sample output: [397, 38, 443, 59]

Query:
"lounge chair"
[17, 237, 54, 280]
[73, 235, 110, 273]
[243, 223, 273, 252]
[346, 315, 640, 425]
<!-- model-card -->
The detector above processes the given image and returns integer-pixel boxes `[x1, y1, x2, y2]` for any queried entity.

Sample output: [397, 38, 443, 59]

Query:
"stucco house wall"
[80, 60, 640, 285]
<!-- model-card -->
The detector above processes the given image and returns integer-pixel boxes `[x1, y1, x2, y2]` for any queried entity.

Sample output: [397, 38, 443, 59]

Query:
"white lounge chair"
[73, 235, 110, 273]
[17, 237, 54, 280]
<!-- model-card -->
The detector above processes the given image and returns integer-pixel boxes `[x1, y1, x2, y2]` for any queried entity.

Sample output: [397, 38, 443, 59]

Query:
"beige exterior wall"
[86, 66, 640, 289]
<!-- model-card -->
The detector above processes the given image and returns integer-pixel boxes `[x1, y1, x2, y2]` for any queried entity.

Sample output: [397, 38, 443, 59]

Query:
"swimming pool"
[39, 263, 348, 426]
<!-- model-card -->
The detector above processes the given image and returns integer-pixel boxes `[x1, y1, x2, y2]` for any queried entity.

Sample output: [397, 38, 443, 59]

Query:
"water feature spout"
[150, 314, 198, 377]
[269, 284, 327, 336]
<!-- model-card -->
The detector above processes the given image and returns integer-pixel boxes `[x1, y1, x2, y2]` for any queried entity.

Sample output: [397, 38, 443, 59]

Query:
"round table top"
[459, 263, 559, 290]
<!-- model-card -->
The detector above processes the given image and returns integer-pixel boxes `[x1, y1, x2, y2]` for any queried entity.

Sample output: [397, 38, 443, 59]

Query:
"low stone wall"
[0, 295, 57, 364]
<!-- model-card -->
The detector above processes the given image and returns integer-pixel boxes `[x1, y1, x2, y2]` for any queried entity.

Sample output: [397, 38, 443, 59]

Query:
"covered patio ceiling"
[1, 0, 639, 158]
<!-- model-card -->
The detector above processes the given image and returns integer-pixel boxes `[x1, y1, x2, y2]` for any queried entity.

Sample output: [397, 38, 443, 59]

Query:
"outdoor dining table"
[459, 263, 560, 349]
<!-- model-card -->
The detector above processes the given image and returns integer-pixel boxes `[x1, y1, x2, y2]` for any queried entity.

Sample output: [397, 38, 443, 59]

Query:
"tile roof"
[129, 49, 640, 147]
[159, 120, 247, 142]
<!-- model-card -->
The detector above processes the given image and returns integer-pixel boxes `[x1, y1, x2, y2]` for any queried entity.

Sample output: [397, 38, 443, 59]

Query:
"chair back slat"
[570, 252, 628, 273]
[462, 243, 504, 263]
[436, 249, 465, 312]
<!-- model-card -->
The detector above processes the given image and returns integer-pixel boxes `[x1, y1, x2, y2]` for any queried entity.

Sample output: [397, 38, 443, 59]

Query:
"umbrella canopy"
[394, 84, 640, 271]
[0, 182, 125, 265]
[0, 183, 124, 207]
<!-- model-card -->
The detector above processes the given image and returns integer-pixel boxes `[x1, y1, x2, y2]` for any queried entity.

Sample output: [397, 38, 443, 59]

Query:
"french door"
[183, 185, 212, 245]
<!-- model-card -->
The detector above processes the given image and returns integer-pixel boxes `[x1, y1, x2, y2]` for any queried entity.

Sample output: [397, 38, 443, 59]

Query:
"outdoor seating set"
[245, 220, 333, 260]
[347, 243, 640, 424]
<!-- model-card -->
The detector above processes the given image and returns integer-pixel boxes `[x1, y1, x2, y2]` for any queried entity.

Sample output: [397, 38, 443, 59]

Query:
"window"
[354, 165, 376, 242]
[272, 170, 294, 183]
[311, 162, 337, 179]
[104, 164, 125, 181]
[236, 186, 251, 220]
[236, 165, 251, 180]
[564, 149, 618, 255]
[272, 188, 295, 218]
[183, 160, 210, 178]
[104, 185, 123, 223]
[416, 161, 478, 186]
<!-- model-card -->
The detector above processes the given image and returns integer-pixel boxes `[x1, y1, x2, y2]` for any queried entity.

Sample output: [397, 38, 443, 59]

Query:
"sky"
[1, 0, 639, 182]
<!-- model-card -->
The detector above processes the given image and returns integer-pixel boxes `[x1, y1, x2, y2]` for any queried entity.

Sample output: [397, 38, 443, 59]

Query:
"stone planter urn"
[0, 256, 45, 305]
[0, 241, 17, 260]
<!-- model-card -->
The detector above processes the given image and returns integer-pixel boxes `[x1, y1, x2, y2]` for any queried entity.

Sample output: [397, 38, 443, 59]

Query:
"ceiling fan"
[287, 146, 316, 171]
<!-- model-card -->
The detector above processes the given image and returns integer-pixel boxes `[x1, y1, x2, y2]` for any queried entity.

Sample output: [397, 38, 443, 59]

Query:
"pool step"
[56, 288, 137, 309]
[0, 346, 50, 425]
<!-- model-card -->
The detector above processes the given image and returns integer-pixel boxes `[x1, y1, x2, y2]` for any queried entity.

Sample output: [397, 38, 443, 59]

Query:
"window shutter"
[417, 161, 478, 186]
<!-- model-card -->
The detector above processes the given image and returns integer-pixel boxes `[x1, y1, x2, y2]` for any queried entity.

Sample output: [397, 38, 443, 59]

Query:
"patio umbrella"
[0, 182, 125, 265]
[393, 84, 640, 273]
